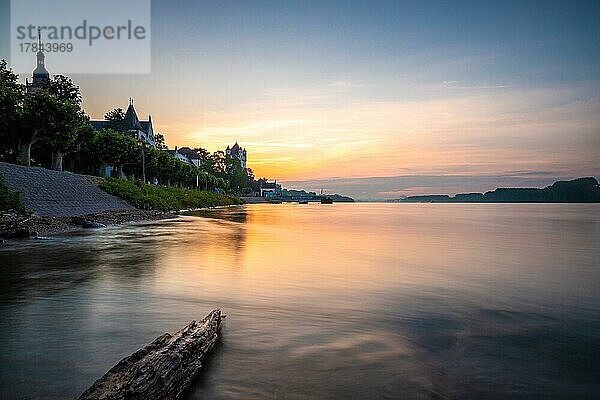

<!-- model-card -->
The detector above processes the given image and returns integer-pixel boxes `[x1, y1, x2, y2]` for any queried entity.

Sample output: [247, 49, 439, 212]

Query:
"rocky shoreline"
[0, 209, 174, 240]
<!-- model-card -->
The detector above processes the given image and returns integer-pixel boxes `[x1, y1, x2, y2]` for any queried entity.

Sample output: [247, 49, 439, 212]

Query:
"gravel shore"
[0, 209, 174, 238]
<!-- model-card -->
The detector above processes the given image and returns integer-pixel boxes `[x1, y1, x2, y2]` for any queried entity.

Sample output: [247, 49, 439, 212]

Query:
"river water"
[0, 203, 599, 399]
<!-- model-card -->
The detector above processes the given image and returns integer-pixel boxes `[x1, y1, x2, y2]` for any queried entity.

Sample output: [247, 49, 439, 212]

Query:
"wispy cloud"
[168, 80, 600, 183]
[442, 81, 519, 90]
[243, 142, 314, 149]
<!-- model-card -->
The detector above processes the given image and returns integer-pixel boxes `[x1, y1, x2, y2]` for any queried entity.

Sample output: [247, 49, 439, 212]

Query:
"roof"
[261, 182, 277, 189]
[33, 65, 49, 78]
[89, 102, 153, 134]
[177, 147, 203, 160]
[124, 103, 143, 131]
[89, 120, 110, 131]
[139, 121, 152, 134]
[162, 149, 194, 165]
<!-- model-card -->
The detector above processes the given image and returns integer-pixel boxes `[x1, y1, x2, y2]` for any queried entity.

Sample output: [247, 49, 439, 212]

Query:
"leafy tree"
[0, 60, 25, 162]
[104, 108, 128, 133]
[246, 167, 255, 182]
[225, 155, 247, 193]
[35, 74, 86, 170]
[46, 75, 82, 105]
[16, 90, 66, 166]
[155, 150, 176, 185]
[210, 151, 226, 174]
[44, 102, 86, 170]
[191, 147, 211, 170]
[174, 161, 195, 188]
[0, 63, 88, 169]
[93, 129, 140, 178]
[63, 124, 97, 173]
[246, 167, 258, 192]
[142, 147, 160, 183]
[154, 132, 168, 150]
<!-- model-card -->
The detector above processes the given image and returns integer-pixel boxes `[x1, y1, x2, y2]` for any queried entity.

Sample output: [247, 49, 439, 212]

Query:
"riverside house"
[161, 146, 194, 166]
[90, 99, 157, 149]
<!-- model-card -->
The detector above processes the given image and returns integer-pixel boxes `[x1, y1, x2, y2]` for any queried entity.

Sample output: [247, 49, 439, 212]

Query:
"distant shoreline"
[396, 177, 600, 203]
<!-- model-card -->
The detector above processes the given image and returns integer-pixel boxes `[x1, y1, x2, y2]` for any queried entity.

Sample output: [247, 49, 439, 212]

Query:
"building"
[176, 147, 205, 168]
[162, 146, 194, 166]
[260, 180, 280, 198]
[225, 142, 247, 169]
[90, 99, 156, 148]
[26, 29, 50, 93]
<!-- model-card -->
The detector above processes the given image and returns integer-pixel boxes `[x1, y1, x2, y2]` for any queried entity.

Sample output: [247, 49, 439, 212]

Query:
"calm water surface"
[0, 204, 599, 399]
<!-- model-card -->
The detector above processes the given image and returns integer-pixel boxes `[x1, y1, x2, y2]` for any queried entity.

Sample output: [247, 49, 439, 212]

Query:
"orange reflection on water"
[152, 203, 599, 311]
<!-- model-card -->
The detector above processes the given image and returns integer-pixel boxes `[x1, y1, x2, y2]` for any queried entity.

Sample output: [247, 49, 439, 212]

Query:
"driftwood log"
[79, 309, 225, 400]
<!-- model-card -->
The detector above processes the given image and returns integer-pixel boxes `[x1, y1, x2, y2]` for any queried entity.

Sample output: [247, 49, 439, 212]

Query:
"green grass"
[0, 173, 27, 214]
[99, 178, 243, 211]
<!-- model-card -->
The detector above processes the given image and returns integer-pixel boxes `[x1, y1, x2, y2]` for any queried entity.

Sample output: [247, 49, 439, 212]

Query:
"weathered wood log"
[79, 309, 224, 400]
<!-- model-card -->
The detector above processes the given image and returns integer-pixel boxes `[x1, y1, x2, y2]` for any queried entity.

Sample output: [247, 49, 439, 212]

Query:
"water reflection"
[0, 204, 599, 399]
[184, 207, 248, 223]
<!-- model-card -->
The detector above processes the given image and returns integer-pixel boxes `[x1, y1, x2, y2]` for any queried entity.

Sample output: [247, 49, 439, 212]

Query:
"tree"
[173, 161, 196, 188]
[46, 75, 82, 105]
[44, 102, 86, 170]
[64, 124, 96, 173]
[191, 147, 211, 170]
[154, 132, 168, 150]
[155, 150, 176, 185]
[246, 167, 256, 191]
[143, 147, 161, 183]
[1, 64, 88, 168]
[104, 108, 128, 133]
[225, 155, 247, 193]
[0, 60, 25, 162]
[93, 129, 140, 178]
[210, 151, 226, 175]
[16, 90, 66, 166]
[38, 74, 86, 170]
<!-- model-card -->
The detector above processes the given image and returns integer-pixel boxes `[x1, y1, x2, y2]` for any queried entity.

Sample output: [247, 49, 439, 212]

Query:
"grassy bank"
[0, 173, 27, 214]
[99, 179, 243, 211]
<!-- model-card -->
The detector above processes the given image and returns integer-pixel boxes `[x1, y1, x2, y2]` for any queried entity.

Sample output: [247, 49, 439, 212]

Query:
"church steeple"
[32, 28, 49, 85]
[37, 29, 44, 63]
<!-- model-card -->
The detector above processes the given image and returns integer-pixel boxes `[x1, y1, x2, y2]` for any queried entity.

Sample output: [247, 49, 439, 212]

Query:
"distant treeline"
[400, 177, 600, 203]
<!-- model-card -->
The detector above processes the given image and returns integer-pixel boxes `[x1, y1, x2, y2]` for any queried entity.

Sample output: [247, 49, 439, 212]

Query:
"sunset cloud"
[153, 80, 599, 186]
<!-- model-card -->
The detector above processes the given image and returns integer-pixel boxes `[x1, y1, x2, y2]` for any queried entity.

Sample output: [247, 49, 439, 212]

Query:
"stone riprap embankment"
[0, 162, 133, 217]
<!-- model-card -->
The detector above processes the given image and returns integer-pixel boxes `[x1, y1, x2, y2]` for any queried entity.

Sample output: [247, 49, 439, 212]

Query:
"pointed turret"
[29, 29, 50, 91]
[124, 99, 142, 130]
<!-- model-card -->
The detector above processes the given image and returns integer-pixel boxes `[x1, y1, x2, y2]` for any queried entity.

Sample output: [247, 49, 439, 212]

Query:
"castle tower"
[225, 142, 247, 169]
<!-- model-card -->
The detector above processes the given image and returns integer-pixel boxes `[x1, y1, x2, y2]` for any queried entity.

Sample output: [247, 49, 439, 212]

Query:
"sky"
[1, 0, 599, 199]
